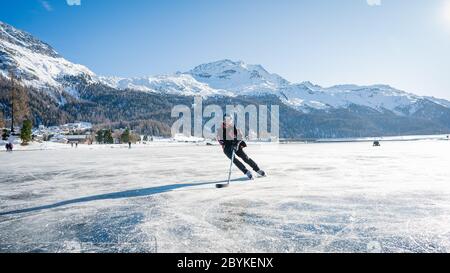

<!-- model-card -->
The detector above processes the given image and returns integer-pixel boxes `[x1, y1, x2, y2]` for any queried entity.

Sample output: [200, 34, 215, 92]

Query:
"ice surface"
[0, 140, 449, 253]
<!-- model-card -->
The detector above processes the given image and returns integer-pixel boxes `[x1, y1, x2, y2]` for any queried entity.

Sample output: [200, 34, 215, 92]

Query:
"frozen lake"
[1, 140, 449, 253]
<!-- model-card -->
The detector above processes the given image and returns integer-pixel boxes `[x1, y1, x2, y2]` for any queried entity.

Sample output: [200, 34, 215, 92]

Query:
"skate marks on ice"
[0, 206, 158, 253]
[1, 142, 450, 253]
[192, 196, 449, 253]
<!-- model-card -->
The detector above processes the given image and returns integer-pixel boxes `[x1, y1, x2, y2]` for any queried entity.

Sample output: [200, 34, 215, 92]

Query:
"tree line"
[0, 72, 33, 145]
[95, 128, 140, 144]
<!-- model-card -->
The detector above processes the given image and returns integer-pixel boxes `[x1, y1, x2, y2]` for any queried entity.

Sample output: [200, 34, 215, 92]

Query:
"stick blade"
[216, 183, 229, 189]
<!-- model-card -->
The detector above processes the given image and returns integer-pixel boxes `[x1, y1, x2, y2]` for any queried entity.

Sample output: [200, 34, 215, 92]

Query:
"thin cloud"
[367, 0, 381, 6]
[66, 0, 81, 6]
[40, 0, 53, 11]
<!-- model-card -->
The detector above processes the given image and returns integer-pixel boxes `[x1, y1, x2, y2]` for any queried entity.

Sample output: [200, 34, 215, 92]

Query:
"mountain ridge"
[1, 21, 450, 138]
[1, 20, 449, 114]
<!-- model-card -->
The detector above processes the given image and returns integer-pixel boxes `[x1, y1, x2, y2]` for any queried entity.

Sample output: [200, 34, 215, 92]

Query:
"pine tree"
[120, 128, 131, 143]
[96, 130, 104, 144]
[20, 119, 32, 145]
[2, 129, 9, 141]
[104, 129, 114, 144]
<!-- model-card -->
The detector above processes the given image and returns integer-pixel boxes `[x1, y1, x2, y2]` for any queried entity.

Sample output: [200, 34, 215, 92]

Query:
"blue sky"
[1, 0, 450, 99]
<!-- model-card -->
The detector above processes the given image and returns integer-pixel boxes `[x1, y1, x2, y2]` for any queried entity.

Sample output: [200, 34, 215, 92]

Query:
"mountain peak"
[190, 59, 249, 73]
[187, 59, 290, 94]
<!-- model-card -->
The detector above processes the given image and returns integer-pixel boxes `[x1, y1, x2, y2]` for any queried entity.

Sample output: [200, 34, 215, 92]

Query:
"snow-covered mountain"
[187, 59, 290, 95]
[101, 58, 445, 115]
[99, 59, 290, 97]
[99, 73, 233, 97]
[98, 56, 448, 115]
[1, 20, 450, 117]
[279, 83, 423, 114]
[0, 21, 95, 93]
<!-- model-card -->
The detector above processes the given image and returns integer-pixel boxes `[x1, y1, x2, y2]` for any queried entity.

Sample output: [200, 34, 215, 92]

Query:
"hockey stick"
[216, 141, 241, 189]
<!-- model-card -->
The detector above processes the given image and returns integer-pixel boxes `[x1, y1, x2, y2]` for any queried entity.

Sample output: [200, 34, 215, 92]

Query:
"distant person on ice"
[217, 114, 266, 180]
[5, 142, 13, 152]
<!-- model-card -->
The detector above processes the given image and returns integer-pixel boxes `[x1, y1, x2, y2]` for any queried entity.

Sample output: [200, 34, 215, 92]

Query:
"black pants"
[224, 146, 260, 174]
